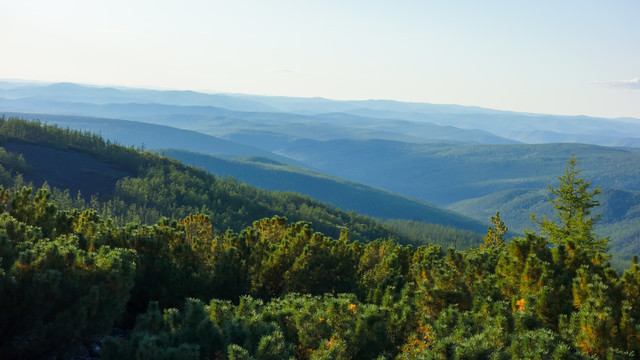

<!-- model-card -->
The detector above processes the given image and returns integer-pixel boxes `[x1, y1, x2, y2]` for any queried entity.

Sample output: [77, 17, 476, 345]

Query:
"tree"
[532, 155, 608, 257]
[484, 211, 507, 248]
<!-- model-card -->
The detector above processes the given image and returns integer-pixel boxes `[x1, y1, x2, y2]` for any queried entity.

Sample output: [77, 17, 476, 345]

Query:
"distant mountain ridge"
[0, 81, 277, 111]
[341, 109, 640, 148]
[0, 95, 519, 145]
[3, 80, 639, 147]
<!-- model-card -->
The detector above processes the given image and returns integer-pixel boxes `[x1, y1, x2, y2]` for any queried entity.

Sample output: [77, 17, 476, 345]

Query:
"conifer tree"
[532, 155, 608, 257]
[484, 211, 507, 248]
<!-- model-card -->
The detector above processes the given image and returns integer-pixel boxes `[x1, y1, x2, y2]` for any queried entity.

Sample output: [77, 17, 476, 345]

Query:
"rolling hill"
[0, 113, 486, 232]
[0, 112, 304, 165]
[159, 149, 485, 232]
[0, 117, 484, 248]
[251, 138, 640, 206]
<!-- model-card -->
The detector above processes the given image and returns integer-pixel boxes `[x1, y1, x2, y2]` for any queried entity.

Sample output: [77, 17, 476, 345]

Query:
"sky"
[1, 0, 640, 119]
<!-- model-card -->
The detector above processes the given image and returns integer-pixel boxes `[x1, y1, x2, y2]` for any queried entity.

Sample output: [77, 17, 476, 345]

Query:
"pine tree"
[531, 155, 608, 257]
[484, 211, 508, 248]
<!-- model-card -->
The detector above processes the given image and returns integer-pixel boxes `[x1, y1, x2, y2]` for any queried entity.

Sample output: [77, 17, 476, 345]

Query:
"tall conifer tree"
[532, 155, 608, 257]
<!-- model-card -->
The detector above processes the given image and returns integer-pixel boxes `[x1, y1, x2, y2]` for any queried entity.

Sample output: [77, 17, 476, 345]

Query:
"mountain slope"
[0, 118, 391, 242]
[263, 139, 640, 205]
[160, 149, 486, 232]
[0, 117, 483, 248]
[1, 112, 305, 165]
[0, 113, 487, 232]
[2, 141, 132, 196]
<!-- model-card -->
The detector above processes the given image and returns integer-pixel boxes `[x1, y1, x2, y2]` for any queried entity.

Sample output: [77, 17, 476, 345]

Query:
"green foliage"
[0, 117, 410, 245]
[484, 211, 508, 248]
[532, 155, 609, 256]
[0, 186, 136, 358]
[384, 219, 483, 249]
[507, 329, 586, 360]
[0, 118, 639, 359]
[162, 149, 487, 233]
[2, 181, 638, 359]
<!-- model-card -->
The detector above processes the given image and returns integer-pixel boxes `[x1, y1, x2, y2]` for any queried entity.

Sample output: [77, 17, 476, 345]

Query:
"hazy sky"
[2, 0, 639, 118]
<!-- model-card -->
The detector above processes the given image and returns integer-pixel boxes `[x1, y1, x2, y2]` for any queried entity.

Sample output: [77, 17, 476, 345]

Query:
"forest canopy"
[0, 118, 638, 359]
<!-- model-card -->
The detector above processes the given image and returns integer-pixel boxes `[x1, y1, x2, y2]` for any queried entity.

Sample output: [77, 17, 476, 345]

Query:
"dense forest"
[1, 118, 639, 359]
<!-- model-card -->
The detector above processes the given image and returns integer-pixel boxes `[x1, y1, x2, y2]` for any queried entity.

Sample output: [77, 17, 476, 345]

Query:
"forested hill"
[2, 117, 640, 359]
[0, 112, 486, 233]
[159, 148, 486, 233]
[0, 117, 378, 242]
[0, 117, 481, 248]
